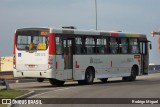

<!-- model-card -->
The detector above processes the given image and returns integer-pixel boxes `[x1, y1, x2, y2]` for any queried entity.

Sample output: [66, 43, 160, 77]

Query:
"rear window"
[16, 30, 49, 51]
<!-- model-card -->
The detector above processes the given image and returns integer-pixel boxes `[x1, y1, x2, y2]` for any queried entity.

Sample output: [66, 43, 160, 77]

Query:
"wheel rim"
[86, 71, 92, 82]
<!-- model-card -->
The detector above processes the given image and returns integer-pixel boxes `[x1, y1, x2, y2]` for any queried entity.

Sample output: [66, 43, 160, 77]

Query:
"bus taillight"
[48, 56, 53, 65]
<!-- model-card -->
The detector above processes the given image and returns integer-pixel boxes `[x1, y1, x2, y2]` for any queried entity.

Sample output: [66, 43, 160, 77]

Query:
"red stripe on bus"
[49, 33, 56, 55]
[76, 61, 80, 68]
[111, 33, 118, 37]
[134, 55, 140, 59]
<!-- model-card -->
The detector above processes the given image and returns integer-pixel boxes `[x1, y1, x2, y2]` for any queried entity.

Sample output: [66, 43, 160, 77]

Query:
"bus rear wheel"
[49, 79, 65, 86]
[36, 78, 44, 82]
[84, 68, 94, 85]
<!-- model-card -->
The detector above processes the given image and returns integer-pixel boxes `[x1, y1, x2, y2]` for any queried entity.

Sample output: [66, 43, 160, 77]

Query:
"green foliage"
[0, 89, 28, 98]
[0, 89, 29, 107]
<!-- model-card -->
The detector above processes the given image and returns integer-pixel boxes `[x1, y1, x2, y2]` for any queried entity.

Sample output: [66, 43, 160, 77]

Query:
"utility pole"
[95, 0, 98, 30]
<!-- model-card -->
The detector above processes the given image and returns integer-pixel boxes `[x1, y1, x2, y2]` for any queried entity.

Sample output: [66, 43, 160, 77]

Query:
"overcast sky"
[0, 0, 160, 64]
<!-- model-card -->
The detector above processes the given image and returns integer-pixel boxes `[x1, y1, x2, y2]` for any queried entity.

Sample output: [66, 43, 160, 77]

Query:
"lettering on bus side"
[127, 58, 134, 62]
[121, 58, 134, 63]
[90, 57, 103, 64]
[35, 53, 46, 56]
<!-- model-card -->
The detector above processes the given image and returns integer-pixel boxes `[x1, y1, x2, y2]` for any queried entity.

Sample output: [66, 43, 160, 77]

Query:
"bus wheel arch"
[84, 66, 95, 84]
[122, 65, 139, 81]
[132, 64, 139, 76]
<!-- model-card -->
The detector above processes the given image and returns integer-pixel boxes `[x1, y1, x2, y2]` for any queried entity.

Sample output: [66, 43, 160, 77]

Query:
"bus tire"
[122, 67, 137, 81]
[100, 78, 108, 83]
[84, 68, 94, 85]
[49, 79, 65, 86]
[36, 78, 44, 82]
[129, 67, 137, 81]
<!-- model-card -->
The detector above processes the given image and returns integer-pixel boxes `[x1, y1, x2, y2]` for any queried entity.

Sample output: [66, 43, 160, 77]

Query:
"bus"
[13, 27, 151, 86]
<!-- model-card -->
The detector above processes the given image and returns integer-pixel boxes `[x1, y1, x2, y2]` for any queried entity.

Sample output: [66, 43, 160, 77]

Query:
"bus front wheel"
[122, 67, 137, 81]
[129, 67, 137, 81]
[49, 79, 65, 86]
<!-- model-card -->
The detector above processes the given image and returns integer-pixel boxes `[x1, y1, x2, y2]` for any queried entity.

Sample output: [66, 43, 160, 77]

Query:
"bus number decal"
[35, 53, 46, 56]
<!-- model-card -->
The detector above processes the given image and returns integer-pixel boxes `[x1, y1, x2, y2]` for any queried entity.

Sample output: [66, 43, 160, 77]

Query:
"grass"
[0, 89, 29, 107]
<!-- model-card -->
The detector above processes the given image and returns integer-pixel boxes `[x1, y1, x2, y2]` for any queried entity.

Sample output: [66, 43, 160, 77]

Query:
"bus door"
[140, 41, 149, 74]
[63, 38, 74, 79]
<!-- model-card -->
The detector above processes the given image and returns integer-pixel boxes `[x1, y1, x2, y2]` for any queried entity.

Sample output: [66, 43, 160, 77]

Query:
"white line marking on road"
[30, 87, 76, 98]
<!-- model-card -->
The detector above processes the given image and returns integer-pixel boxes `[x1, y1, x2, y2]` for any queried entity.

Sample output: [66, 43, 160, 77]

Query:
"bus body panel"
[55, 55, 75, 80]
[73, 54, 140, 80]
[16, 50, 49, 71]
[13, 55, 56, 78]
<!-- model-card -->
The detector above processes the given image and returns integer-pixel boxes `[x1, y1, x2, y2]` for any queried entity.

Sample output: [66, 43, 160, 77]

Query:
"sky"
[0, 0, 160, 64]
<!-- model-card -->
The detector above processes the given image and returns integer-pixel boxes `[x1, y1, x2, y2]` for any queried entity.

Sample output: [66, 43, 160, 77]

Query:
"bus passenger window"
[109, 38, 118, 54]
[56, 36, 63, 54]
[97, 37, 107, 54]
[85, 37, 95, 54]
[75, 37, 83, 54]
[129, 38, 139, 54]
[120, 38, 128, 54]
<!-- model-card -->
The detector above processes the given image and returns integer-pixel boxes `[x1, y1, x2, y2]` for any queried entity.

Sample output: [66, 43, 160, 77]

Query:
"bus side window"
[129, 38, 139, 54]
[97, 37, 107, 54]
[120, 38, 128, 54]
[75, 37, 83, 54]
[109, 37, 118, 54]
[56, 36, 63, 54]
[85, 37, 95, 54]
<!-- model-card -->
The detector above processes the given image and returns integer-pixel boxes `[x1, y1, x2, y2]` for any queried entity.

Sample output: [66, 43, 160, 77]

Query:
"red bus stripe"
[49, 33, 56, 55]
[111, 33, 118, 37]
[76, 61, 80, 68]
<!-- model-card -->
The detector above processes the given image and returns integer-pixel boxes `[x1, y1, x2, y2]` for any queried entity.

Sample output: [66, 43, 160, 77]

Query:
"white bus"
[13, 27, 151, 86]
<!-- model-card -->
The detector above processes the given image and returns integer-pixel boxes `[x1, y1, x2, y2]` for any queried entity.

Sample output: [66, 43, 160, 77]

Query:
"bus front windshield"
[16, 35, 49, 51]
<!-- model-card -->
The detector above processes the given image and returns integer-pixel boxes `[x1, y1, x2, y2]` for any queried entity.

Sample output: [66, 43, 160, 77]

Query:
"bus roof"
[16, 27, 147, 38]
[50, 28, 146, 38]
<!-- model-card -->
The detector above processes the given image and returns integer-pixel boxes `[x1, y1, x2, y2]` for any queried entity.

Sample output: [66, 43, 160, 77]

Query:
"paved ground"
[6, 73, 160, 107]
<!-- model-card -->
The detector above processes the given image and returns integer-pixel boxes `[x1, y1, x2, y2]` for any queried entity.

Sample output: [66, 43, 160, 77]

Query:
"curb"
[8, 91, 35, 107]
